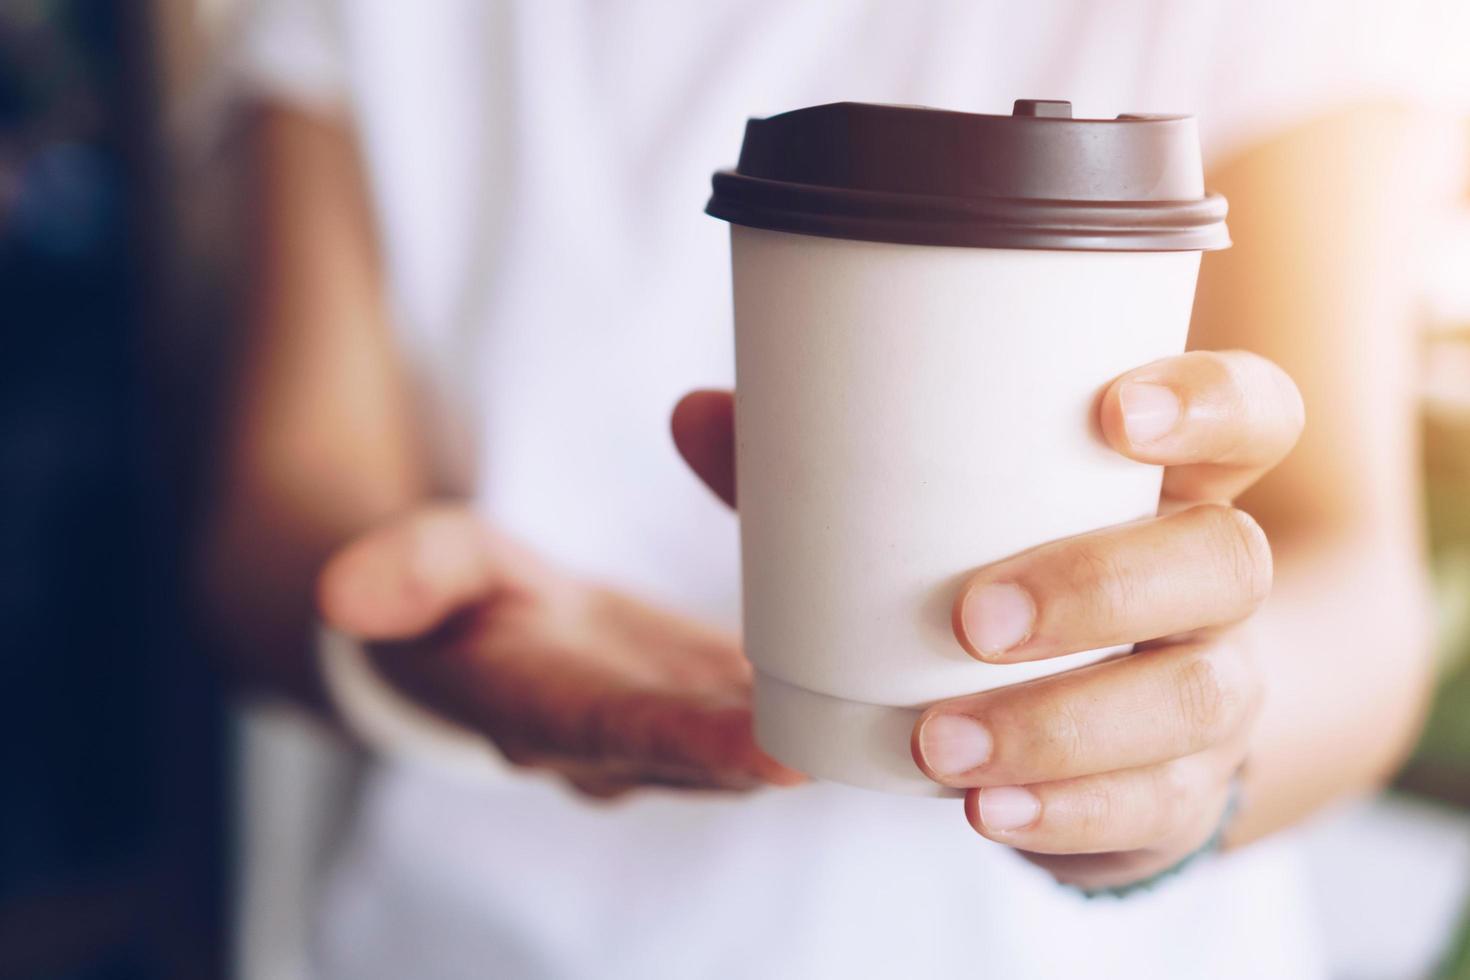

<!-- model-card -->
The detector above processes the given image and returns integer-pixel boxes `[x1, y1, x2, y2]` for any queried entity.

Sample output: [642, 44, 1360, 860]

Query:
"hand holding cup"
[674, 348, 1303, 888]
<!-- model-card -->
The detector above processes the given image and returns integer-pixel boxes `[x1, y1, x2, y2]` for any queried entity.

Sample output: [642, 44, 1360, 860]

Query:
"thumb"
[316, 505, 501, 641]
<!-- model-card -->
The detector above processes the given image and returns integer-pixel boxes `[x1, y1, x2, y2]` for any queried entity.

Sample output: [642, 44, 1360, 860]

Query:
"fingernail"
[961, 583, 1035, 657]
[919, 714, 992, 776]
[978, 786, 1040, 832]
[1119, 382, 1180, 444]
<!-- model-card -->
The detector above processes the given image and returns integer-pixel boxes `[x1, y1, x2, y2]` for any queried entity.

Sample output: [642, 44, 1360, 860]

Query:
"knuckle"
[1199, 351, 1256, 458]
[1216, 350, 1283, 404]
[1231, 349, 1307, 442]
[1173, 646, 1251, 746]
[1032, 696, 1089, 774]
[1195, 349, 1244, 389]
[1215, 350, 1305, 453]
[978, 686, 1070, 774]
[1061, 540, 1136, 630]
[1190, 350, 1250, 411]
[1073, 781, 1116, 840]
[1200, 504, 1273, 606]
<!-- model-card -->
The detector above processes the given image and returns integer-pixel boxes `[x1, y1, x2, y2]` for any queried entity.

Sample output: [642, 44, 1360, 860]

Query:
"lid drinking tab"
[1012, 99, 1073, 118]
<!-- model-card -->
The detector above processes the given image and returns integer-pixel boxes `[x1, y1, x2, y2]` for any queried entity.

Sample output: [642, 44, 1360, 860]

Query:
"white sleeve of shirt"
[317, 625, 512, 784]
[226, 0, 349, 114]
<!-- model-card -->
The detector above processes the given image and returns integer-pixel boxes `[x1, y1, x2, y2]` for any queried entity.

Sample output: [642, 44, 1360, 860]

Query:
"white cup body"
[731, 225, 1201, 795]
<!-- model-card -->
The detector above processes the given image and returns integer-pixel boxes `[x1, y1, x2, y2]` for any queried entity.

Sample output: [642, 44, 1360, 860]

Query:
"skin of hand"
[316, 506, 804, 797]
[671, 347, 1304, 890]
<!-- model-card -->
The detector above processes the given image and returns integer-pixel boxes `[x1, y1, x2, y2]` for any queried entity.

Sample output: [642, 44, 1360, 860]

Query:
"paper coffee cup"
[707, 100, 1229, 796]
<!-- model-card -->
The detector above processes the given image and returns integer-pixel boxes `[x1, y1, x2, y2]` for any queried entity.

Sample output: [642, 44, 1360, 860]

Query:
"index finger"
[1099, 350, 1305, 503]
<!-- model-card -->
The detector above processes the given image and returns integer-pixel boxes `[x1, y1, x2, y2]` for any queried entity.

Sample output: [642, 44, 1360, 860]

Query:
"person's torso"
[339, 0, 1233, 622]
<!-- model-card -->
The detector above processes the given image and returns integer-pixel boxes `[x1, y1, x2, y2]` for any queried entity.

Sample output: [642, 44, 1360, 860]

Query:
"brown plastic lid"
[706, 100, 1229, 251]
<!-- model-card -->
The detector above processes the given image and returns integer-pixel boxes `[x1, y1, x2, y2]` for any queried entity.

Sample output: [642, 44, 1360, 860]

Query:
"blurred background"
[2, 2, 1470, 978]
[0, 2, 227, 978]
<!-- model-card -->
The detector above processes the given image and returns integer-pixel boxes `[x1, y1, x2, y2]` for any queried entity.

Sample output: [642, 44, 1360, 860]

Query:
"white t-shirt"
[230, 3, 1469, 978]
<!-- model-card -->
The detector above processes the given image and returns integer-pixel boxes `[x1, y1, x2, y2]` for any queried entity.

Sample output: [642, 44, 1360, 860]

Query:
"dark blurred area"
[0, 2, 225, 977]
